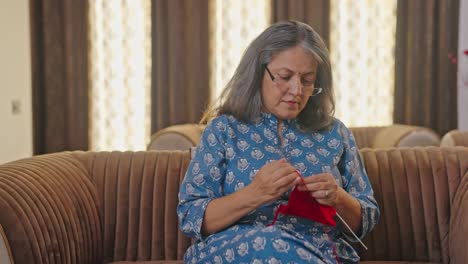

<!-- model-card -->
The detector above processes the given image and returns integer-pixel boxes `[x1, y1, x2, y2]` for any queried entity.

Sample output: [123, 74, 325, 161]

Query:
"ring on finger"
[325, 190, 329, 197]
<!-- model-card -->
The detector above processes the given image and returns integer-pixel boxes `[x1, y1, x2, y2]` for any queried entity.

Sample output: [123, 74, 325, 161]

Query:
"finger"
[302, 173, 333, 183]
[277, 176, 301, 194]
[273, 171, 300, 187]
[264, 159, 290, 171]
[297, 182, 326, 192]
[314, 197, 333, 206]
[258, 161, 291, 179]
[269, 164, 298, 180]
[270, 158, 288, 165]
[310, 189, 330, 200]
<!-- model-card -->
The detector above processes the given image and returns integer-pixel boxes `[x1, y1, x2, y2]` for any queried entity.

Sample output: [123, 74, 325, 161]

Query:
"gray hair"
[201, 20, 335, 132]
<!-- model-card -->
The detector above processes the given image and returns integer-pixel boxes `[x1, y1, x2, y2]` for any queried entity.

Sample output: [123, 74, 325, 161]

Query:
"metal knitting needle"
[336, 212, 368, 250]
[294, 169, 368, 250]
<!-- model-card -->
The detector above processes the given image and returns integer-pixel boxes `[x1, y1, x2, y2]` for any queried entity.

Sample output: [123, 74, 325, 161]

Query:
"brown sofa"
[147, 124, 441, 151]
[440, 130, 468, 147]
[0, 147, 466, 263]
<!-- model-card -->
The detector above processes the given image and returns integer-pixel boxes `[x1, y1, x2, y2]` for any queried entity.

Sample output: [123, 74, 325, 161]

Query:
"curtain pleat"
[394, 0, 459, 136]
[272, 0, 330, 46]
[30, 0, 89, 154]
[151, 0, 211, 133]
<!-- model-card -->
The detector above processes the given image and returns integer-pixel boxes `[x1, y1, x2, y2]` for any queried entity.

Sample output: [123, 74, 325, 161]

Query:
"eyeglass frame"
[263, 64, 323, 96]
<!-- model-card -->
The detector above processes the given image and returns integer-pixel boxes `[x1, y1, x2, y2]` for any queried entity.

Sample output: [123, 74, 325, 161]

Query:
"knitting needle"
[294, 170, 368, 250]
[336, 212, 368, 250]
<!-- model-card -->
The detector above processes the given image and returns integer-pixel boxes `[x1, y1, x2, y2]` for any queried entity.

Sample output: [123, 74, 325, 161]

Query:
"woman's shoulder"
[330, 117, 347, 129]
[313, 117, 348, 134]
[326, 117, 353, 139]
[207, 114, 238, 128]
[329, 118, 357, 145]
[204, 114, 243, 135]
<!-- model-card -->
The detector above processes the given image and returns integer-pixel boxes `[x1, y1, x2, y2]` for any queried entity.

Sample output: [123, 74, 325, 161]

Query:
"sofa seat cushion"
[111, 261, 183, 264]
[359, 260, 440, 264]
[113, 261, 436, 264]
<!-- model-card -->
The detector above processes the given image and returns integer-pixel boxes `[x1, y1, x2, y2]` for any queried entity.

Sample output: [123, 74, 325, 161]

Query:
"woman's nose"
[288, 77, 303, 95]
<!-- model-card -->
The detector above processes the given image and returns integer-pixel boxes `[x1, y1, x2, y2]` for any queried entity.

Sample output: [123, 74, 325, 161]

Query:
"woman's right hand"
[201, 158, 300, 236]
[247, 158, 301, 205]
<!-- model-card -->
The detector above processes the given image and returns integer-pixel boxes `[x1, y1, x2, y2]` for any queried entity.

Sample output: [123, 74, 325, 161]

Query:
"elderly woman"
[177, 21, 379, 263]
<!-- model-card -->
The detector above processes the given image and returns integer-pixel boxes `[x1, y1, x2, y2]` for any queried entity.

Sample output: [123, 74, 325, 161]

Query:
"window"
[87, 1, 397, 151]
[210, 0, 271, 99]
[330, 0, 397, 126]
[88, 0, 151, 151]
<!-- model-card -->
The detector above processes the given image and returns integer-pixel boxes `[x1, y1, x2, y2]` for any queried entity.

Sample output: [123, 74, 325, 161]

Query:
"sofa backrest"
[79, 147, 465, 263]
[147, 124, 205, 151]
[1, 148, 466, 263]
[348, 126, 385, 148]
[357, 147, 467, 263]
[147, 124, 441, 150]
[370, 124, 440, 148]
[73, 150, 192, 263]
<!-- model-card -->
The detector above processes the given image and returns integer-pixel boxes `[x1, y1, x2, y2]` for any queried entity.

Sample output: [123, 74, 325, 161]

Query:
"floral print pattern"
[178, 113, 379, 263]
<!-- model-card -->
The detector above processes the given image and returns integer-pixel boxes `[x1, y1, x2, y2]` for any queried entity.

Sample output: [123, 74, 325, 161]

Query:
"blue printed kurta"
[177, 113, 379, 263]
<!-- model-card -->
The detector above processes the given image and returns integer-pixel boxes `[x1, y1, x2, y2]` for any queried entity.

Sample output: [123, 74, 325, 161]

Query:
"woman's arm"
[297, 120, 379, 238]
[334, 188, 362, 232]
[334, 121, 380, 239]
[202, 159, 300, 236]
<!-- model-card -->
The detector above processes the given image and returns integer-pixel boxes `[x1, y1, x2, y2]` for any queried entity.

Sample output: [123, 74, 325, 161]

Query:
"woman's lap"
[184, 225, 327, 264]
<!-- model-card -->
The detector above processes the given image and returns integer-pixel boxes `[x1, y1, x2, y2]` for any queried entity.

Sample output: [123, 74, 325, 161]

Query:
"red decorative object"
[448, 52, 458, 65]
[269, 174, 336, 227]
[464, 50, 468, 87]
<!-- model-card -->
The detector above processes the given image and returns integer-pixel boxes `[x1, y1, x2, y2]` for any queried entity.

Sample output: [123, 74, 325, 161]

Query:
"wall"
[459, 0, 468, 130]
[0, 0, 32, 164]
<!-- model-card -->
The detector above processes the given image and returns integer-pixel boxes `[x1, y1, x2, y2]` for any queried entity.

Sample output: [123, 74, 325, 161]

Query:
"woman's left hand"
[296, 173, 343, 207]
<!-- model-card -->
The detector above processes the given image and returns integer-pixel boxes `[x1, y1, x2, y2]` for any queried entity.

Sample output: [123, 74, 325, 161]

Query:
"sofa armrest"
[441, 130, 468, 147]
[349, 126, 384, 148]
[449, 168, 468, 264]
[0, 152, 102, 263]
[372, 124, 440, 148]
[0, 224, 13, 264]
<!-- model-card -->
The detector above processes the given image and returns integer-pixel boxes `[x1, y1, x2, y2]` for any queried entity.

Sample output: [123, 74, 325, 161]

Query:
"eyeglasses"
[264, 65, 323, 96]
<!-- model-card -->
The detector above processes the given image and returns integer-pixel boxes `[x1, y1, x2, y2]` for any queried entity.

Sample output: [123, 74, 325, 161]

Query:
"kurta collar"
[257, 112, 299, 130]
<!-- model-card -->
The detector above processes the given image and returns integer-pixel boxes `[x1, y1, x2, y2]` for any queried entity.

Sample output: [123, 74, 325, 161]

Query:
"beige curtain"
[394, 0, 459, 136]
[273, 1, 397, 127]
[330, 0, 397, 127]
[210, 0, 271, 99]
[151, 0, 211, 133]
[88, 0, 152, 151]
[30, 0, 89, 154]
[272, 0, 330, 46]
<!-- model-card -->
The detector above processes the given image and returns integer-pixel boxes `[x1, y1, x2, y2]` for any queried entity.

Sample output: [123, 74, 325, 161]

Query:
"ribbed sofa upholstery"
[0, 151, 191, 264]
[147, 124, 441, 151]
[0, 147, 466, 263]
[357, 147, 467, 263]
[0, 152, 102, 263]
[74, 151, 191, 263]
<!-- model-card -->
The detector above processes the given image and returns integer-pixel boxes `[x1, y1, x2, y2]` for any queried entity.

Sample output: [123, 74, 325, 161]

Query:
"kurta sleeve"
[177, 117, 228, 240]
[336, 121, 380, 241]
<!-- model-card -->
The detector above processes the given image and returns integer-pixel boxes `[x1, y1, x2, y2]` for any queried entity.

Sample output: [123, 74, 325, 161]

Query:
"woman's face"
[261, 46, 318, 120]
